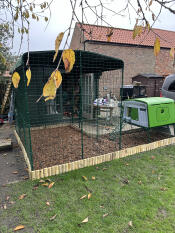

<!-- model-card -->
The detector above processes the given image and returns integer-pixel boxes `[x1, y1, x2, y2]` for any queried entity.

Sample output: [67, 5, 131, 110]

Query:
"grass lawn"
[0, 145, 175, 233]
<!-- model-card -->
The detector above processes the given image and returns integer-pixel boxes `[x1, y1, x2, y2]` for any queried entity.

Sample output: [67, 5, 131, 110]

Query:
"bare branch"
[155, 0, 175, 13]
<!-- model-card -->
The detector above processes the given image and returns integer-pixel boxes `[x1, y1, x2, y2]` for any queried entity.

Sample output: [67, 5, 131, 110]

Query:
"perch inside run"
[13, 50, 124, 171]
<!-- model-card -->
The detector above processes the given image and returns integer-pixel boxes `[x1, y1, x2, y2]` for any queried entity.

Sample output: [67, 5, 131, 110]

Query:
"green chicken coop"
[123, 97, 175, 128]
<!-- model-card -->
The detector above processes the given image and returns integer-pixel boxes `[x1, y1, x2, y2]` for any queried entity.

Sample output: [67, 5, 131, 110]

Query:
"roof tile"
[78, 23, 175, 48]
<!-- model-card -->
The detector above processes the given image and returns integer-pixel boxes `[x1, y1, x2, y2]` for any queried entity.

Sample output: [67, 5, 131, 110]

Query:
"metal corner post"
[119, 66, 124, 150]
[79, 51, 84, 159]
[22, 62, 34, 170]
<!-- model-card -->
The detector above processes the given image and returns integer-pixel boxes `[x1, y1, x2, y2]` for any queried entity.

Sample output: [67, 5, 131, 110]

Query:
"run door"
[82, 73, 95, 119]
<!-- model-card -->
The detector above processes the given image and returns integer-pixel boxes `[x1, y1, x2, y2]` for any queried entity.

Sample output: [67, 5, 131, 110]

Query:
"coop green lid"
[134, 97, 174, 105]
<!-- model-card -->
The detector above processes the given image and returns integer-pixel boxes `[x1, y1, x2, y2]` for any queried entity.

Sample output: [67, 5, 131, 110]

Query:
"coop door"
[82, 73, 95, 119]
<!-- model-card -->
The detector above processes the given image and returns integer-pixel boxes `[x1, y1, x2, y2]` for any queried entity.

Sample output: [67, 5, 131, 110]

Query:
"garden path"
[0, 124, 28, 186]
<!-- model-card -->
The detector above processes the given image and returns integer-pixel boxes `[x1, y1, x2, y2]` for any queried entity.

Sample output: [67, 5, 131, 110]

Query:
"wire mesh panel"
[14, 50, 124, 170]
[75, 68, 123, 161]
[14, 65, 33, 169]
[27, 66, 63, 126]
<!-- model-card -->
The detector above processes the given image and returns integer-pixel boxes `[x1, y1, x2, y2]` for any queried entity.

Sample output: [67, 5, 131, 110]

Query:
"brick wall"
[70, 25, 175, 85]
[155, 49, 175, 76]
[85, 42, 156, 84]
[70, 24, 84, 50]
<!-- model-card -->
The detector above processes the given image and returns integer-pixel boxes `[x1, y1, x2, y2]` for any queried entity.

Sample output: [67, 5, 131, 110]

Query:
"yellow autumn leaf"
[149, 0, 153, 6]
[48, 182, 55, 189]
[43, 78, 56, 98]
[50, 214, 57, 221]
[103, 213, 109, 218]
[53, 53, 57, 63]
[138, 26, 143, 36]
[51, 70, 62, 88]
[107, 36, 111, 42]
[80, 195, 87, 200]
[44, 96, 55, 102]
[41, 183, 49, 187]
[106, 28, 113, 42]
[170, 47, 175, 59]
[19, 194, 27, 200]
[146, 22, 151, 31]
[12, 72, 20, 88]
[132, 25, 138, 39]
[55, 33, 64, 50]
[62, 49, 75, 73]
[46, 201, 50, 206]
[14, 225, 25, 231]
[53, 32, 64, 62]
[88, 193, 92, 199]
[81, 217, 88, 223]
[132, 25, 142, 39]
[82, 176, 88, 181]
[128, 221, 133, 227]
[26, 68, 31, 86]
[43, 70, 62, 101]
[42, 69, 62, 102]
[154, 37, 160, 56]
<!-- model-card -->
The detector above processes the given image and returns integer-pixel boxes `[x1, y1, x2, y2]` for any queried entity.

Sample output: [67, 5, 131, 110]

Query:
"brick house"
[70, 23, 175, 85]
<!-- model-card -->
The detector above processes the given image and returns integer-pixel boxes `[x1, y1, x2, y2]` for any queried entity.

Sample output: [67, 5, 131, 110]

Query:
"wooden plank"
[0, 139, 12, 151]
[1, 80, 12, 114]
[17, 133, 175, 180]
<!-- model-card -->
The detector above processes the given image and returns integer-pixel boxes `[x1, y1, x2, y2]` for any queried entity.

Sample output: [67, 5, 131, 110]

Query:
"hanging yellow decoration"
[12, 72, 20, 88]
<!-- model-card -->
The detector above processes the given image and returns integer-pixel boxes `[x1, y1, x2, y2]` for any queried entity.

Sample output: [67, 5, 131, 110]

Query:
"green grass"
[1, 145, 175, 233]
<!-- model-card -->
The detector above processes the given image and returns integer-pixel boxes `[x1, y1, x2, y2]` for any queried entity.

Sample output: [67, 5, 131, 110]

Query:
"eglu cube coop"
[123, 97, 175, 128]
[14, 50, 125, 171]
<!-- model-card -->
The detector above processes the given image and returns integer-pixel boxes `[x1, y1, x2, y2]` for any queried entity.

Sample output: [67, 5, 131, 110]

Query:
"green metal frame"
[14, 50, 124, 170]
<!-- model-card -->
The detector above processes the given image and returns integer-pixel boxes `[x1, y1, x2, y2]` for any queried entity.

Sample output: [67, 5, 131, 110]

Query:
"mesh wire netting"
[14, 50, 125, 170]
[14, 65, 33, 169]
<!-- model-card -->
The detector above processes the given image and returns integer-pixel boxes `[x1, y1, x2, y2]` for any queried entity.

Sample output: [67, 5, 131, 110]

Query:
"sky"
[11, 0, 175, 54]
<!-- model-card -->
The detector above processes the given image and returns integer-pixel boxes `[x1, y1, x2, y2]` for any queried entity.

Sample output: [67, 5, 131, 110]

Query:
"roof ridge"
[77, 23, 134, 32]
